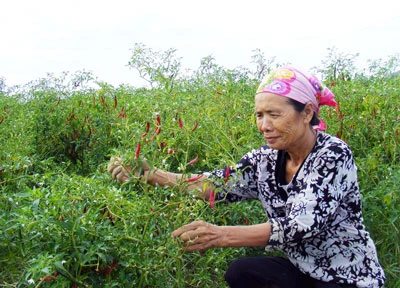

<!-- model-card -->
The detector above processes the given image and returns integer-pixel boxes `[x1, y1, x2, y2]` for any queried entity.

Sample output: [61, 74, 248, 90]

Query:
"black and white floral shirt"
[211, 131, 385, 287]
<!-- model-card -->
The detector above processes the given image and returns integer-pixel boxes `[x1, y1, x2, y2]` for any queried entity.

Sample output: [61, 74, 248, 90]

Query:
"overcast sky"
[1, 0, 399, 88]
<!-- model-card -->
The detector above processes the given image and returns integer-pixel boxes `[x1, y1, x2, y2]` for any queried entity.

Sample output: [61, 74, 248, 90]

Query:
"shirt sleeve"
[209, 147, 267, 202]
[266, 143, 358, 251]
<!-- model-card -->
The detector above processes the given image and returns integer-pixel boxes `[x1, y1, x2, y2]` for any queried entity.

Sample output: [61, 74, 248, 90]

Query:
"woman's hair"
[287, 98, 320, 126]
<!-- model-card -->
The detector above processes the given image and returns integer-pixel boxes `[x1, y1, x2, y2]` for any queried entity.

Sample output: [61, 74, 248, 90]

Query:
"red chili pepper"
[107, 212, 115, 225]
[81, 116, 87, 128]
[224, 166, 231, 184]
[156, 114, 161, 126]
[40, 271, 59, 282]
[155, 127, 162, 135]
[102, 259, 118, 275]
[178, 118, 183, 129]
[336, 107, 341, 117]
[109, 260, 117, 274]
[188, 154, 198, 165]
[159, 142, 167, 149]
[113, 96, 117, 110]
[43, 276, 53, 281]
[116, 107, 126, 119]
[167, 148, 178, 154]
[73, 131, 79, 140]
[191, 121, 198, 132]
[145, 122, 150, 132]
[135, 143, 141, 159]
[66, 113, 75, 124]
[187, 174, 203, 182]
[209, 190, 215, 210]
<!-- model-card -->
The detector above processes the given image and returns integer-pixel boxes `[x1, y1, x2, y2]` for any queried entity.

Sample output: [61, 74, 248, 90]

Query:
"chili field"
[0, 47, 399, 287]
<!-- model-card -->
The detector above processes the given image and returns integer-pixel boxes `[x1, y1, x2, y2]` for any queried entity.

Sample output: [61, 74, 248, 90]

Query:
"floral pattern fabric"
[210, 132, 385, 287]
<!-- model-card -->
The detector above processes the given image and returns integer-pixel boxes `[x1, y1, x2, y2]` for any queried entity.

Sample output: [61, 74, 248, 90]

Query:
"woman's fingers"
[107, 157, 134, 182]
[172, 221, 220, 251]
[117, 169, 129, 182]
[171, 220, 205, 238]
[107, 157, 123, 173]
[108, 163, 129, 182]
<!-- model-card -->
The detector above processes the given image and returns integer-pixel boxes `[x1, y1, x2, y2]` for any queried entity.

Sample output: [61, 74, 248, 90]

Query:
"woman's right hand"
[107, 156, 150, 183]
[107, 157, 131, 183]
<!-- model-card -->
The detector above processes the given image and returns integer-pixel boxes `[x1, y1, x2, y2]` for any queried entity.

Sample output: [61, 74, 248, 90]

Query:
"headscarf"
[256, 66, 337, 130]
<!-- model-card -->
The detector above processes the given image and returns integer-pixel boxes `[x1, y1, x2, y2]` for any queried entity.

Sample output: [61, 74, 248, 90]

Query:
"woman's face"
[255, 92, 313, 151]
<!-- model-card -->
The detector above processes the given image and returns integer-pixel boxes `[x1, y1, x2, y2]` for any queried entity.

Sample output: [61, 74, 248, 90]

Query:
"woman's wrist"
[141, 169, 151, 184]
[145, 168, 181, 188]
[142, 167, 162, 186]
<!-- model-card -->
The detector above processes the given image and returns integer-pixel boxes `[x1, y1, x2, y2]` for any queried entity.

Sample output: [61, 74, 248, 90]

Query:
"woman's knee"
[224, 256, 308, 288]
[224, 258, 247, 284]
[224, 257, 282, 288]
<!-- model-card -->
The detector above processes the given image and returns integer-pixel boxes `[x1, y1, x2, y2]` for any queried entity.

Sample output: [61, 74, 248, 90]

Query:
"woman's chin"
[265, 138, 281, 149]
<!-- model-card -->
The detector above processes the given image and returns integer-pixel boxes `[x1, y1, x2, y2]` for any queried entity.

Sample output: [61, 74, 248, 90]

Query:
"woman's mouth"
[264, 136, 279, 144]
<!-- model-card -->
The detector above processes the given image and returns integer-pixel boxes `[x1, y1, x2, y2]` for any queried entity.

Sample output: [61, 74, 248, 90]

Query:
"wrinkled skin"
[171, 220, 223, 251]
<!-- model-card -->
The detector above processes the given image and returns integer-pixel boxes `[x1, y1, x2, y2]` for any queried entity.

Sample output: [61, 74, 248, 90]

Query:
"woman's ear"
[304, 102, 314, 123]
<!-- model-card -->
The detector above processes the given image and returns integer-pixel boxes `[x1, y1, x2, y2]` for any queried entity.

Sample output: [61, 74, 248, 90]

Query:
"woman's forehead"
[255, 92, 290, 108]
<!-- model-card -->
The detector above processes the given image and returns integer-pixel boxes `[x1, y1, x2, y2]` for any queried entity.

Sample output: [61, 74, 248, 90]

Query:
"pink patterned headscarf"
[256, 66, 337, 130]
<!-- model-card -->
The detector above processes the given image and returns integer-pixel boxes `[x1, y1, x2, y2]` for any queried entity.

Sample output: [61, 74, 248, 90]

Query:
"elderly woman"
[108, 66, 385, 287]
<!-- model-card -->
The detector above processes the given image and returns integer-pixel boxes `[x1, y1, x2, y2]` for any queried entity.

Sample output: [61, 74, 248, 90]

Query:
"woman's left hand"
[171, 220, 223, 251]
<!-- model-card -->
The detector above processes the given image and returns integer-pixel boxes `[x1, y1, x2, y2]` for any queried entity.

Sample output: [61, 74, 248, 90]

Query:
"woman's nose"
[259, 117, 272, 132]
